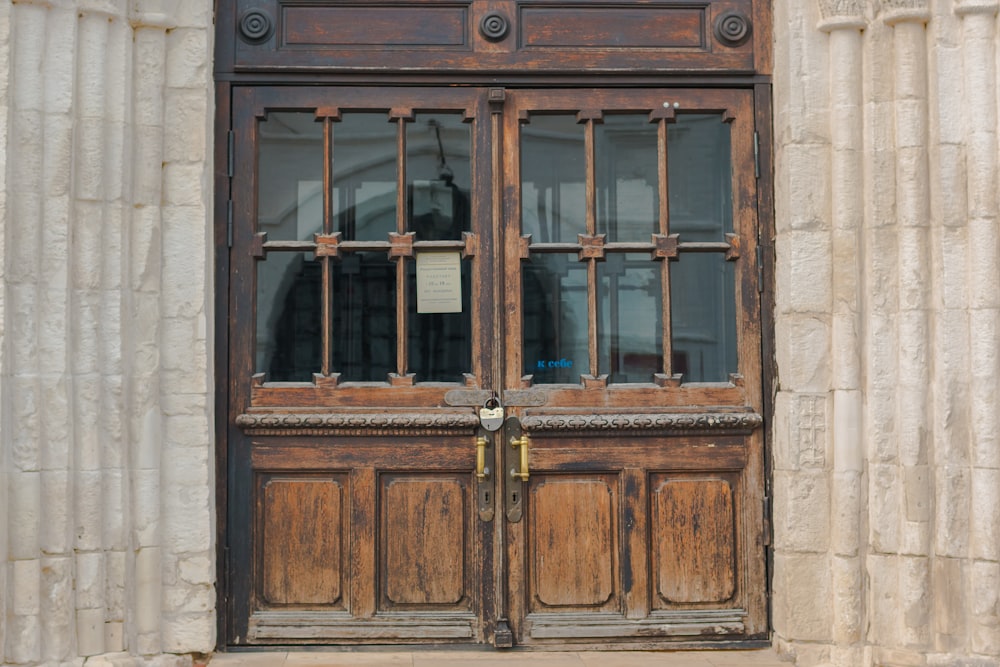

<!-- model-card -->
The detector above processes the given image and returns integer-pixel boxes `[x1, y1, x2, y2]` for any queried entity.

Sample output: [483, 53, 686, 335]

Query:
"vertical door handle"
[476, 436, 490, 479]
[510, 435, 530, 481]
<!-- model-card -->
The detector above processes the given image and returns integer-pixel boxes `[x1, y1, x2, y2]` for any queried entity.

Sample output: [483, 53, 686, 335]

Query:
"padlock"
[479, 398, 505, 432]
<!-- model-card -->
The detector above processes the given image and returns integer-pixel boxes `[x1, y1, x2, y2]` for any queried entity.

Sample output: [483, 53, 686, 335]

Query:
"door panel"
[381, 476, 470, 608]
[652, 476, 737, 605]
[259, 475, 345, 606]
[530, 477, 617, 610]
[225, 85, 765, 647]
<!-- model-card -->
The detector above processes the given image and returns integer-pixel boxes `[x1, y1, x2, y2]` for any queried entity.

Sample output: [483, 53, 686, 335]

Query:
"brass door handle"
[510, 435, 530, 481]
[476, 436, 490, 480]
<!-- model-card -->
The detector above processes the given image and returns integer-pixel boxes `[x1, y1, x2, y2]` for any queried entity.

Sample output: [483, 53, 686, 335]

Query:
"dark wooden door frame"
[212, 0, 776, 650]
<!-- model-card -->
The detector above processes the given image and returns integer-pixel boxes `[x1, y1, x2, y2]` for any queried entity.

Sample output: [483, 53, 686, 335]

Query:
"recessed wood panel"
[653, 478, 736, 604]
[283, 6, 469, 48]
[519, 6, 704, 49]
[261, 476, 344, 605]
[382, 476, 468, 606]
[530, 478, 615, 608]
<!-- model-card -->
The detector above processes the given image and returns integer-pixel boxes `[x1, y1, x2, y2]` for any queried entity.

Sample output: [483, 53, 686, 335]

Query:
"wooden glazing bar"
[527, 241, 666, 254]
[677, 241, 735, 253]
[262, 240, 476, 254]
[490, 97, 504, 393]
[260, 240, 319, 252]
[588, 258, 599, 378]
[321, 118, 333, 376]
[395, 117, 408, 377]
[659, 117, 674, 379]
[585, 118, 597, 236]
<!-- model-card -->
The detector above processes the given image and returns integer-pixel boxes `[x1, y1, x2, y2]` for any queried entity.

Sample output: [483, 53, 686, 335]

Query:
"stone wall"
[0, 1, 215, 664]
[1, 0, 999, 665]
[773, 0, 1000, 665]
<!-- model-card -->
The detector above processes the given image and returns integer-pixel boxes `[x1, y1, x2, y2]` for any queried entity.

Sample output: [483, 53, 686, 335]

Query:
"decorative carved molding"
[236, 411, 480, 435]
[881, 0, 931, 24]
[954, 0, 999, 16]
[818, 0, 867, 23]
[520, 412, 763, 435]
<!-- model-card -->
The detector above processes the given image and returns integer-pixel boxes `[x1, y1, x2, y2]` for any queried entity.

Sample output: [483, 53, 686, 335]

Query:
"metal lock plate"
[479, 399, 504, 432]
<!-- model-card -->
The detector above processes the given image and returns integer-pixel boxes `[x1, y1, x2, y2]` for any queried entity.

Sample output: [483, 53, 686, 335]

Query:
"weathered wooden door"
[224, 84, 766, 647]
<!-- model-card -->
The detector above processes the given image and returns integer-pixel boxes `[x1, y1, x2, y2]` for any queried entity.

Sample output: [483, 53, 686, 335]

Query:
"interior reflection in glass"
[668, 115, 733, 241]
[596, 115, 659, 242]
[598, 254, 662, 383]
[668, 115, 736, 382]
[257, 112, 324, 242]
[333, 114, 398, 242]
[408, 114, 472, 241]
[520, 115, 586, 241]
[522, 255, 588, 384]
[257, 252, 321, 381]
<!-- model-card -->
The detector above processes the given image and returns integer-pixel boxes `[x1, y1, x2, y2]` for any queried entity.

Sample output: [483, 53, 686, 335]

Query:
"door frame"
[213, 3, 777, 650]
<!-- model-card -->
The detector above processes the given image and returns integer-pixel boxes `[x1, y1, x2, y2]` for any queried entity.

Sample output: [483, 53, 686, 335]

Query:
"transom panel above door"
[223, 85, 766, 647]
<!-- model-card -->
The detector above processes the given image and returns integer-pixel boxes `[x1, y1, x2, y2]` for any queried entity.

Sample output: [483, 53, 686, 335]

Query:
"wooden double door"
[223, 85, 767, 647]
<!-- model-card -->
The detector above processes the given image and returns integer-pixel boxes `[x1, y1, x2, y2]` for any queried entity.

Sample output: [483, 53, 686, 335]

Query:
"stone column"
[128, 0, 175, 656]
[771, 2, 836, 663]
[955, 0, 1000, 658]
[818, 3, 866, 665]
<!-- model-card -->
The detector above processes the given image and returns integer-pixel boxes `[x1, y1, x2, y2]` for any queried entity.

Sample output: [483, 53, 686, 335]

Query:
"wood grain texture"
[383, 477, 468, 606]
[520, 6, 704, 49]
[530, 478, 616, 609]
[261, 476, 344, 605]
[284, 6, 469, 48]
[653, 478, 736, 605]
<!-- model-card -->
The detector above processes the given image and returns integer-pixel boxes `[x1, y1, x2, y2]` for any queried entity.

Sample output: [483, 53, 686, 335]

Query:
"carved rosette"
[239, 8, 274, 43]
[479, 12, 511, 41]
[713, 11, 753, 47]
[236, 411, 481, 436]
[520, 412, 763, 435]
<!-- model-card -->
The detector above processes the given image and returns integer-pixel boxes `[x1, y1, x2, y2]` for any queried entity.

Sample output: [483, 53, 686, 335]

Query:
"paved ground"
[208, 649, 790, 666]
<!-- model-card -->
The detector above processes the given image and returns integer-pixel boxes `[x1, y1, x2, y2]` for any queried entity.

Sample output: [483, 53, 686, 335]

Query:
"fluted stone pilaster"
[2, 1, 212, 665]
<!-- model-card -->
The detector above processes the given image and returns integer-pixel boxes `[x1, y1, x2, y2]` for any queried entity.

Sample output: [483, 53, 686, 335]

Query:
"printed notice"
[416, 252, 462, 314]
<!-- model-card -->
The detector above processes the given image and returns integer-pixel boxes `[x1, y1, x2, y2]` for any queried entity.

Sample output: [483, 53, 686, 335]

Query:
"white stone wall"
[0, 1, 215, 665]
[773, 0, 1000, 665]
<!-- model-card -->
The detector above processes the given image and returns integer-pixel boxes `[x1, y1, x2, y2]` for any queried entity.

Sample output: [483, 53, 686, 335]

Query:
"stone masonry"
[0, 0, 214, 665]
[0, 0, 998, 666]
[773, 0, 1000, 665]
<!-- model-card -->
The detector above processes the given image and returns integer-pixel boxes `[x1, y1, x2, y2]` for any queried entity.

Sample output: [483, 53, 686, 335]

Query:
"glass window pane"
[668, 115, 733, 241]
[407, 114, 472, 241]
[334, 113, 398, 242]
[406, 257, 472, 382]
[258, 113, 323, 241]
[257, 252, 321, 382]
[599, 254, 662, 383]
[670, 254, 737, 383]
[331, 252, 397, 381]
[522, 254, 588, 384]
[520, 115, 586, 242]
[596, 115, 659, 242]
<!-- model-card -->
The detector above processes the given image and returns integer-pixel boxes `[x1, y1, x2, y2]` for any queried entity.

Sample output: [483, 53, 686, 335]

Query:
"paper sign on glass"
[416, 252, 462, 313]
